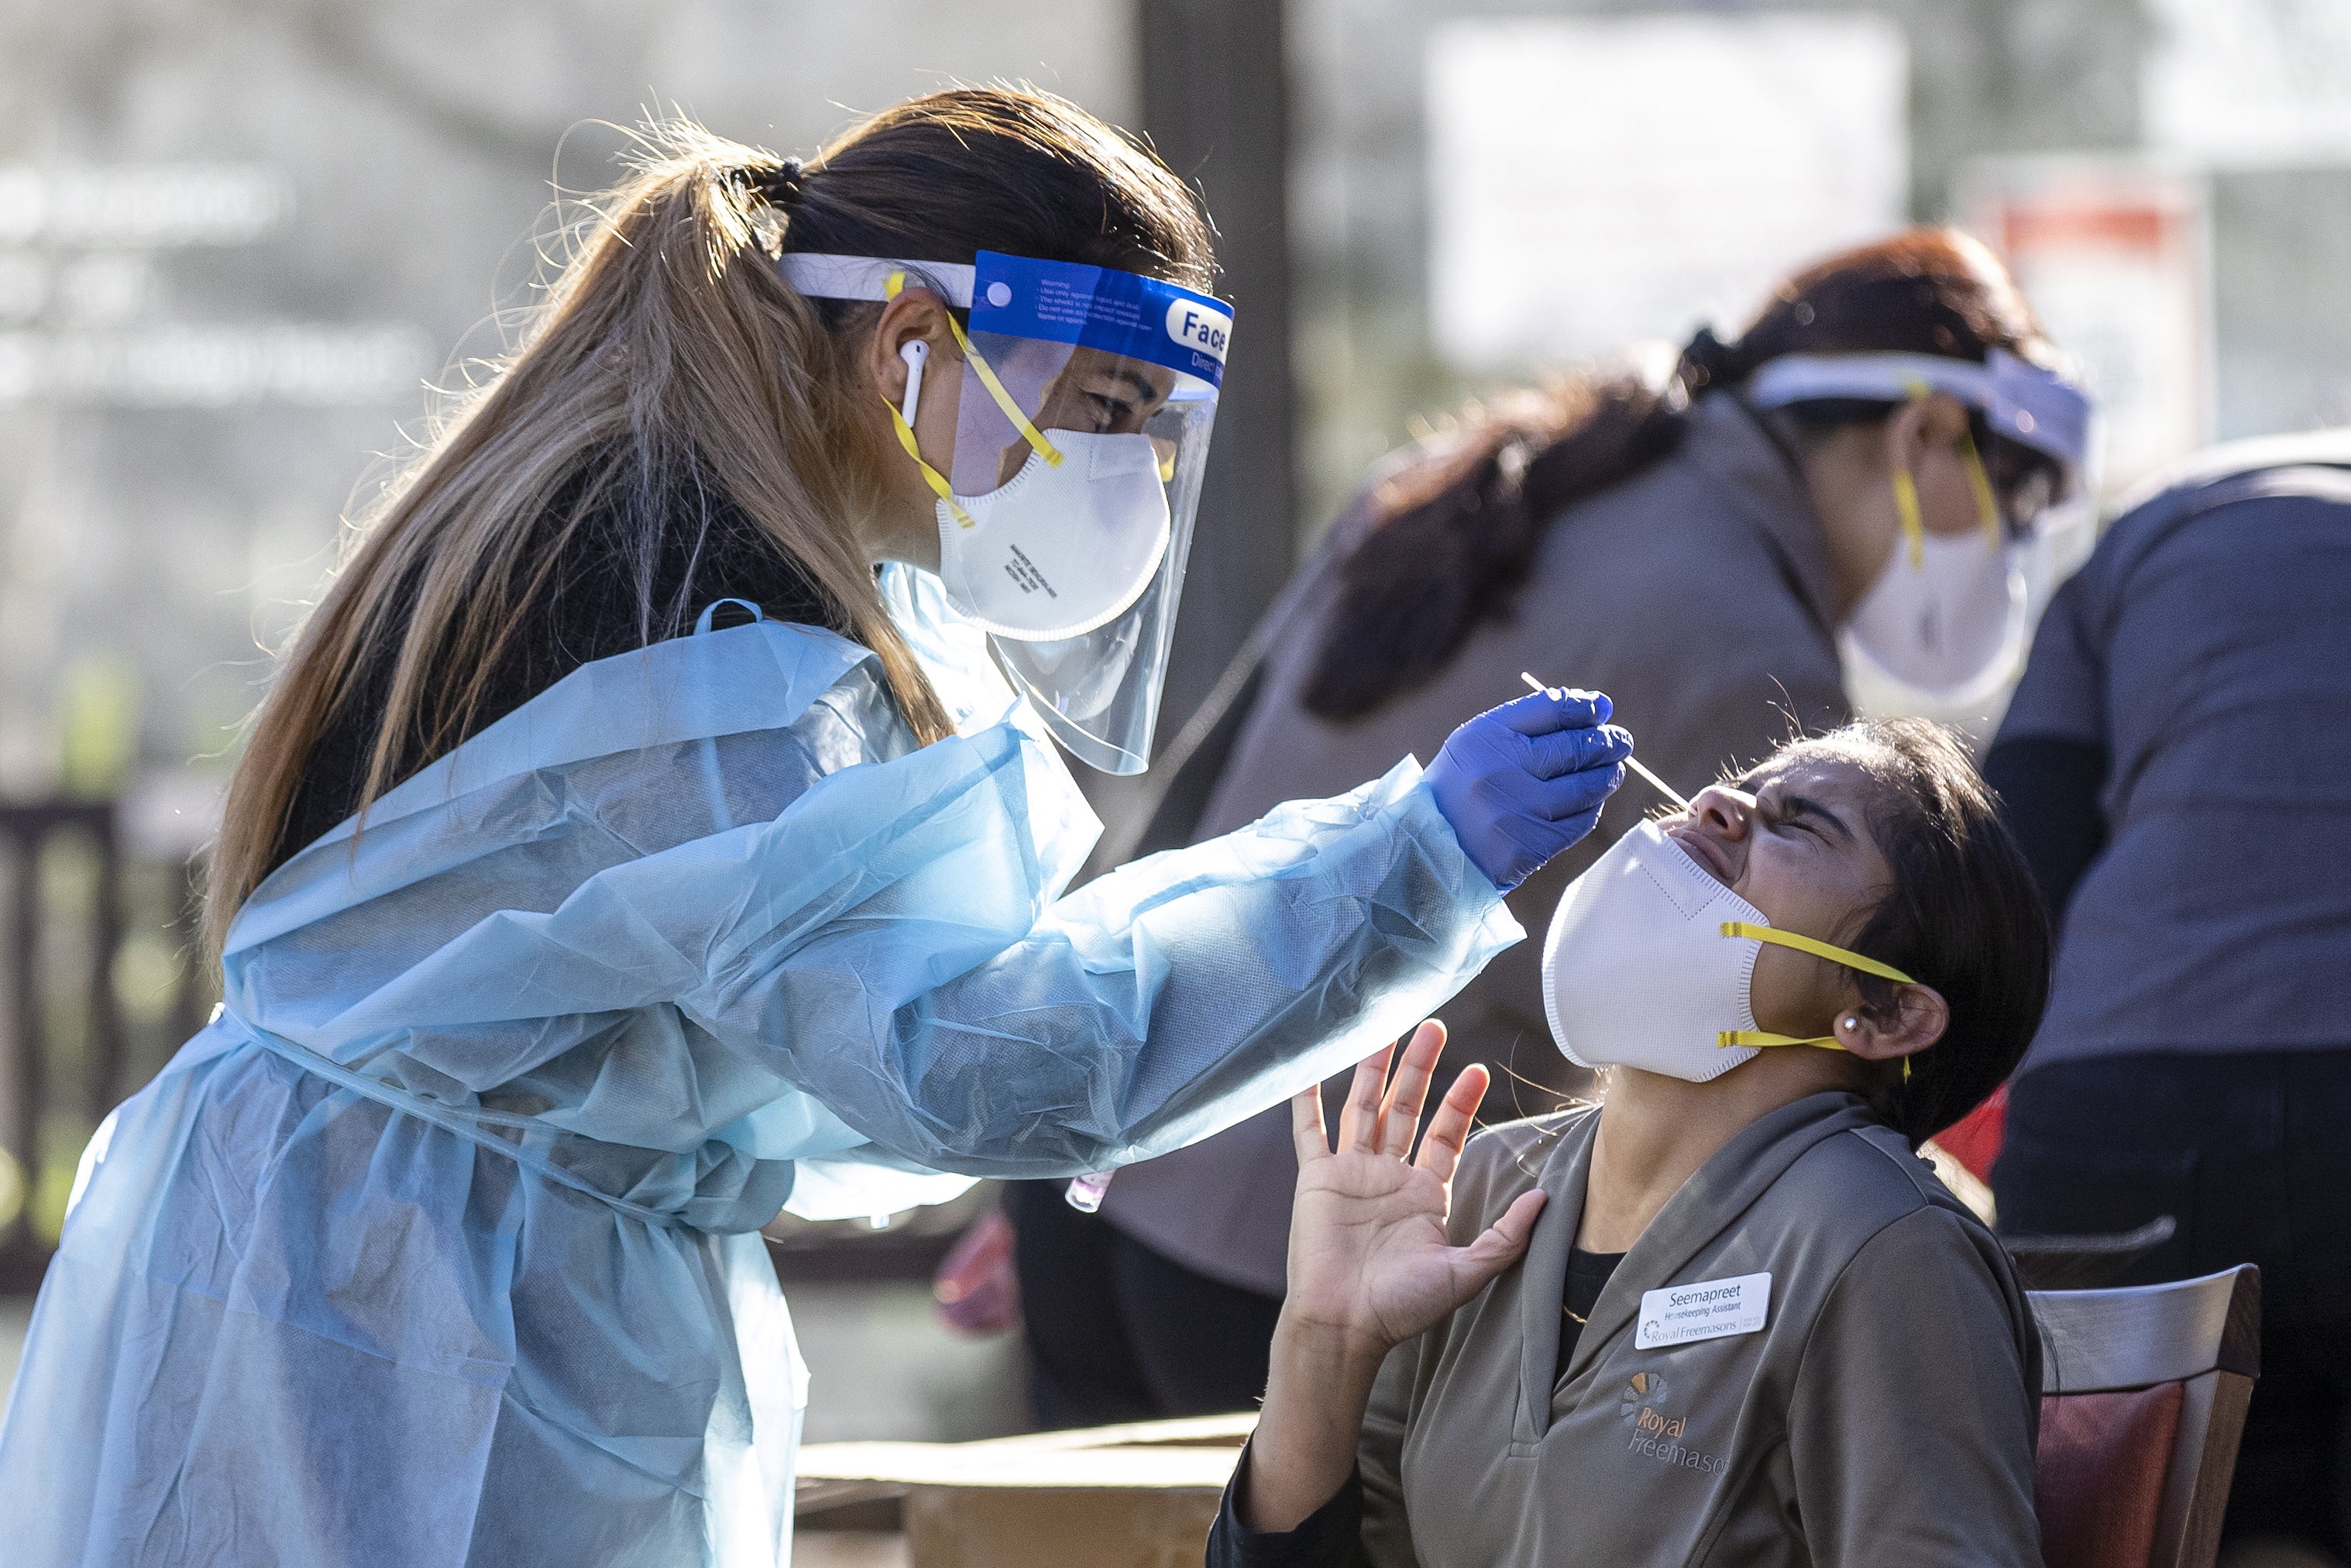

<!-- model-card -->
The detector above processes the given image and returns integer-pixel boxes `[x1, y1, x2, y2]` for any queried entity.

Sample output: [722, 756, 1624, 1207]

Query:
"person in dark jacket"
[1988, 431, 2351, 1560]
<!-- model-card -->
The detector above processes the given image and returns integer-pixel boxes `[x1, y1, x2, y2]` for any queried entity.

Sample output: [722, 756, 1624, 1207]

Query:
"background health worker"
[0, 91, 1630, 1567]
[1016, 229, 2091, 1426]
[1988, 430, 2351, 1560]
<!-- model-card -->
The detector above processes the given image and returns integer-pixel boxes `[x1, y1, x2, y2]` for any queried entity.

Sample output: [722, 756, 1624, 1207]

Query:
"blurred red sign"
[1961, 159, 2213, 497]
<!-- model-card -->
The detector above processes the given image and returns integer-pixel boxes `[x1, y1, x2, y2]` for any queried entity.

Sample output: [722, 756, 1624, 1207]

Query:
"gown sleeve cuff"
[1208, 1441, 1367, 1568]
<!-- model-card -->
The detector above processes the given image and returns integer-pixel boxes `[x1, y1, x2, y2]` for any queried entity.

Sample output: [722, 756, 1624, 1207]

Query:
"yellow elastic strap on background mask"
[1890, 463, 1926, 569]
[1954, 424, 2003, 545]
[1891, 381, 1929, 568]
[885, 270, 1064, 472]
[1717, 922, 1919, 1082]
[1889, 381, 2002, 563]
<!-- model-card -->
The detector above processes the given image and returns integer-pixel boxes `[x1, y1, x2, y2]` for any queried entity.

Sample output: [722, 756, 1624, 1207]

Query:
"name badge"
[1635, 1271, 1771, 1350]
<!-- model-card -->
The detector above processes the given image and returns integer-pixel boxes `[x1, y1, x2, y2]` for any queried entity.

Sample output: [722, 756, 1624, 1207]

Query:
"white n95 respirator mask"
[935, 428, 1172, 641]
[1539, 820, 1915, 1083]
[1843, 511, 2027, 703]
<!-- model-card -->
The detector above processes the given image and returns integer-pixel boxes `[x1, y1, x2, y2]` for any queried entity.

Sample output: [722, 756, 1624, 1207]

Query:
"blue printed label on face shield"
[1166, 299, 1230, 366]
[970, 251, 1234, 388]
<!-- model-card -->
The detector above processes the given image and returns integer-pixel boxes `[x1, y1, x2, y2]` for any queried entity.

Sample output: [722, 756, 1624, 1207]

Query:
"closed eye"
[1773, 793, 1855, 846]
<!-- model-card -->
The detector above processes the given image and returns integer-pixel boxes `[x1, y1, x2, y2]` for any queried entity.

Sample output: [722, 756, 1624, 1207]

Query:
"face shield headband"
[1744, 347, 2094, 503]
[779, 249, 1235, 774]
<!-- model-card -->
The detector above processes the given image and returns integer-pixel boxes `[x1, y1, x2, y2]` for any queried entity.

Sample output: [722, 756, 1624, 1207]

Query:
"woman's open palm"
[1284, 1020, 1547, 1355]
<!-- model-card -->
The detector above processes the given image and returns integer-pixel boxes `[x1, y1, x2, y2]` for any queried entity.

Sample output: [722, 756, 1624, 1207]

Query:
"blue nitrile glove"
[1423, 686, 1632, 891]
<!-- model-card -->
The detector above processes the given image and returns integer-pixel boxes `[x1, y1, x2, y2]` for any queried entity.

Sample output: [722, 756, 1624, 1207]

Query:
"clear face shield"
[781, 249, 1232, 773]
[1744, 346, 2095, 703]
[1745, 346, 2094, 521]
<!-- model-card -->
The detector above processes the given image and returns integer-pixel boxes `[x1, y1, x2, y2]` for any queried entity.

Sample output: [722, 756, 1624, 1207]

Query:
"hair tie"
[1674, 325, 1745, 399]
[752, 156, 807, 209]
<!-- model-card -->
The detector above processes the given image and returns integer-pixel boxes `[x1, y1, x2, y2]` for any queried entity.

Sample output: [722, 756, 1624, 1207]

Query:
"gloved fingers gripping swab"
[1518, 672, 1692, 813]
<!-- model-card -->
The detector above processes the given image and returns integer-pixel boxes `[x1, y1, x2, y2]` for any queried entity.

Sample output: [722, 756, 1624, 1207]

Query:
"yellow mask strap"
[885, 403, 975, 530]
[1715, 1030, 1913, 1080]
[1888, 383, 2000, 561]
[1720, 1027, 1843, 1050]
[1954, 423, 2003, 545]
[1717, 923, 1918, 1079]
[1890, 462, 1926, 569]
[886, 270, 1064, 472]
[1891, 381, 1929, 568]
[1722, 921, 1915, 984]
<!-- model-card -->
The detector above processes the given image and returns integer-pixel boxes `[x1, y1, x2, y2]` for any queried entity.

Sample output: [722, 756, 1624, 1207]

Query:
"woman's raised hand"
[1244, 1023, 1547, 1533]
[1284, 1020, 1549, 1357]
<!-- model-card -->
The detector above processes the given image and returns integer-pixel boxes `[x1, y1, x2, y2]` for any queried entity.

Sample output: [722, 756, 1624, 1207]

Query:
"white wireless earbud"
[898, 339, 930, 428]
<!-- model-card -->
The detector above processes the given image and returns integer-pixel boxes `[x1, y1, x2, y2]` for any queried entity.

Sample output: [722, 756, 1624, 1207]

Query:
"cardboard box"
[797, 1412, 1255, 1568]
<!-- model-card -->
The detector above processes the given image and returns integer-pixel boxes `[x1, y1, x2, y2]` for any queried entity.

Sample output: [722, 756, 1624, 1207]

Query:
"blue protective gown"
[0, 569, 1518, 1566]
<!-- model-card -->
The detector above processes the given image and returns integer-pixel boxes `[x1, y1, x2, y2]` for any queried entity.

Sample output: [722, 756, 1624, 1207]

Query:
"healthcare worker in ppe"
[1015, 228, 2092, 1427]
[0, 93, 1628, 1568]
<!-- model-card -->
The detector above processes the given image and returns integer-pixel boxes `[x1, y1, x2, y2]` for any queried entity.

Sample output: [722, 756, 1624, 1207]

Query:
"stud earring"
[1842, 1017, 1859, 1032]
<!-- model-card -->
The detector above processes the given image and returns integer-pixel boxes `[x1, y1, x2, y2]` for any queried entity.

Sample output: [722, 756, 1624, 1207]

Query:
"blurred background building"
[4, 0, 2349, 1439]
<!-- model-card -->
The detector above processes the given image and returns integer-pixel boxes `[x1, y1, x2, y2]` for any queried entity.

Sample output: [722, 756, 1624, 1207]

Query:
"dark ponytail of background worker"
[1009, 226, 2087, 1431]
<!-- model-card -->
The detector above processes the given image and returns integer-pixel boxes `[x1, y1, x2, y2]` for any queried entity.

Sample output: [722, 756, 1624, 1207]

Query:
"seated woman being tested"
[1210, 719, 2053, 1567]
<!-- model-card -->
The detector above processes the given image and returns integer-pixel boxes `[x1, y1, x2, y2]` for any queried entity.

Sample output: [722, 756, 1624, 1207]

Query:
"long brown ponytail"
[1301, 227, 2048, 722]
[206, 91, 1215, 958]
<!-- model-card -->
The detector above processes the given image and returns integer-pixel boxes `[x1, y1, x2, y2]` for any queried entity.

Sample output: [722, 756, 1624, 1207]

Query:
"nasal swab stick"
[1520, 672, 1693, 813]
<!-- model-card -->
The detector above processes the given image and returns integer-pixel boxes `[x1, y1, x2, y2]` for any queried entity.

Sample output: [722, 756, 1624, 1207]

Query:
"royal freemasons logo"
[1619, 1370, 1669, 1426]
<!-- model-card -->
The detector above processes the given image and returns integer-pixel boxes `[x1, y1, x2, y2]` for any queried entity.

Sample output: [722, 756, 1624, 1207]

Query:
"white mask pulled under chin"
[1539, 820, 1914, 1083]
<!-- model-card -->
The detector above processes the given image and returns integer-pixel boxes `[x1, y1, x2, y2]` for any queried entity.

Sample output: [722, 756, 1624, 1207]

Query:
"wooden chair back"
[2029, 1265, 2260, 1568]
